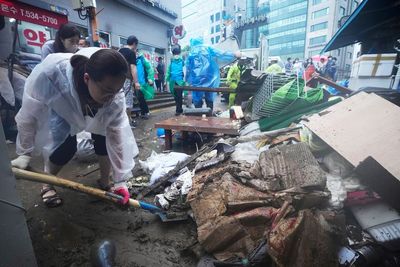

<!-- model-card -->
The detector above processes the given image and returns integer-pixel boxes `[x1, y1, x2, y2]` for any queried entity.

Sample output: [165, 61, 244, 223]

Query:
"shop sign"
[171, 36, 179, 45]
[0, 0, 68, 29]
[172, 25, 186, 40]
[234, 14, 268, 29]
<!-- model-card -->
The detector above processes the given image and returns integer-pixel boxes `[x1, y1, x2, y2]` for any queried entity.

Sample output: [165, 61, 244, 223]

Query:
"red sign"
[23, 28, 47, 47]
[0, 0, 68, 29]
[172, 25, 186, 39]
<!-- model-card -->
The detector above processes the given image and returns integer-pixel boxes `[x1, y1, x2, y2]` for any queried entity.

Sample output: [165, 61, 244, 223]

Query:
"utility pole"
[72, 0, 98, 46]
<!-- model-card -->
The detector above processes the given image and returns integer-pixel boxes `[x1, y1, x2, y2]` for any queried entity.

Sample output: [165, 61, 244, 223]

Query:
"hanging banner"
[0, 0, 68, 29]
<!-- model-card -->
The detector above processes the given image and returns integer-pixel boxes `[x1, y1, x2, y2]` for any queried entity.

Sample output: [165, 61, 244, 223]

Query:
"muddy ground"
[7, 100, 231, 267]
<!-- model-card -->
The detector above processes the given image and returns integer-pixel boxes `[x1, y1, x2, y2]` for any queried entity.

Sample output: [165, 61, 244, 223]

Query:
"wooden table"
[155, 116, 241, 150]
[174, 86, 235, 93]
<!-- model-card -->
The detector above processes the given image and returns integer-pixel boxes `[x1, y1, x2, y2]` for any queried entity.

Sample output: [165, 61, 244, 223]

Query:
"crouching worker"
[11, 48, 139, 207]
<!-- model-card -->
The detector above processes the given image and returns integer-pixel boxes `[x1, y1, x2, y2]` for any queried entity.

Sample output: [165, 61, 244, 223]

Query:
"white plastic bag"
[139, 151, 189, 185]
[322, 151, 354, 177]
[231, 141, 268, 164]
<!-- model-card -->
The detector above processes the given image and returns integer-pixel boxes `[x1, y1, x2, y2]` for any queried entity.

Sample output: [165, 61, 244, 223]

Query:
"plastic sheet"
[0, 68, 15, 106]
[186, 37, 235, 89]
[231, 141, 268, 164]
[139, 151, 189, 185]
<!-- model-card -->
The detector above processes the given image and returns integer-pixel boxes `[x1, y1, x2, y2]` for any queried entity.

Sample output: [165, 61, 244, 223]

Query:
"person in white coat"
[11, 47, 139, 207]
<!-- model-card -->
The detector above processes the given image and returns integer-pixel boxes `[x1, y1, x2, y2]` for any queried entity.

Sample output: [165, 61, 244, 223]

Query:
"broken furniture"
[155, 115, 241, 150]
[182, 107, 212, 117]
[174, 86, 235, 94]
[306, 73, 353, 95]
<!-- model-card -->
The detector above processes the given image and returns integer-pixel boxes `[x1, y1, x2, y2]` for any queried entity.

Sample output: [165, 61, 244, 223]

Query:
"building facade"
[0, 0, 182, 63]
[181, 0, 244, 46]
[264, 0, 308, 60]
[240, 0, 361, 78]
[305, 0, 361, 79]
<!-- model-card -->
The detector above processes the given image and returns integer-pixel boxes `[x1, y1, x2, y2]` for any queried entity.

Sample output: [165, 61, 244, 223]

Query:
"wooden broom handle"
[12, 168, 141, 208]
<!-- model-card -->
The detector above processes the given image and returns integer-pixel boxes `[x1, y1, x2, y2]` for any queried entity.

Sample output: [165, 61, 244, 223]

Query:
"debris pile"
[135, 85, 400, 266]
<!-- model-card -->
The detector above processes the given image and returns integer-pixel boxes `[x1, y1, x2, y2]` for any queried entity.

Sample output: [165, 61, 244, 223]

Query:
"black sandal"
[40, 186, 63, 208]
[97, 178, 113, 191]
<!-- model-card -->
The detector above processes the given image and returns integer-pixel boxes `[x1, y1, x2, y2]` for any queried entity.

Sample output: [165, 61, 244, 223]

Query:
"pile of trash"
[134, 85, 400, 266]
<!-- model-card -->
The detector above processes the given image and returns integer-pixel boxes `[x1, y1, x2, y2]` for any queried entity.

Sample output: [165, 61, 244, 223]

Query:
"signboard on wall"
[18, 21, 51, 54]
[0, 0, 68, 29]
[173, 25, 186, 39]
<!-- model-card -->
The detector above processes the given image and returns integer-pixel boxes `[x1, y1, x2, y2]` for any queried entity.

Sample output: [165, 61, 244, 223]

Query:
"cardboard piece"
[304, 92, 400, 181]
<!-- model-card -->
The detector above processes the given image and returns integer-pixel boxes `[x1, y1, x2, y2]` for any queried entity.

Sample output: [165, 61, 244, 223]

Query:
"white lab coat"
[15, 47, 139, 183]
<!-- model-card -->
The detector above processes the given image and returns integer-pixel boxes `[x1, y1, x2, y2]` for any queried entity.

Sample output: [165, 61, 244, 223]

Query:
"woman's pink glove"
[112, 183, 130, 205]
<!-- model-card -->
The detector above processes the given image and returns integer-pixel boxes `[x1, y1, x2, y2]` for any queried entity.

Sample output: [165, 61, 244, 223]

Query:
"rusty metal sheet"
[251, 143, 326, 191]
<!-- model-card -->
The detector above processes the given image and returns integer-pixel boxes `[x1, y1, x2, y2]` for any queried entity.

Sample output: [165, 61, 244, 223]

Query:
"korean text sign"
[0, 0, 67, 29]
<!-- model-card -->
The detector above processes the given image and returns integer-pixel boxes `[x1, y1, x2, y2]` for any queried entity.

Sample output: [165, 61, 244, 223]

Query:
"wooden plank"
[304, 92, 400, 180]
[175, 86, 235, 93]
[155, 116, 241, 136]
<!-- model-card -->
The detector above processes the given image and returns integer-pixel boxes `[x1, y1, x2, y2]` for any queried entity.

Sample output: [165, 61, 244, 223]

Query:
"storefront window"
[119, 36, 127, 47]
[74, 24, 88, 38]
[17, 21, 52, 54]
[98, 31, 111, 48]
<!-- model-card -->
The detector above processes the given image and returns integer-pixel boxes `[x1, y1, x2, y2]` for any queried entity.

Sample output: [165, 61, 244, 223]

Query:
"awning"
[322, 0, 400, 53]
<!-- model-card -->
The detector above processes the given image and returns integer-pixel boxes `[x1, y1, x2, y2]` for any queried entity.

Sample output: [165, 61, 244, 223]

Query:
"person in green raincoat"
[226, 63, 241, 107]
[265, 59, 284, 74]
[166, 45, 186, 115]
[136, 51, 155, 119]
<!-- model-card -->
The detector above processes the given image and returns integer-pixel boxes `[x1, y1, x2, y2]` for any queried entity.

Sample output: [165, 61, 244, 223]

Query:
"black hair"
[80, 38, 90, 46]
[158, 56, 163, 60]
[172, 45, 181, 55]
[287, 57, 291, 61]
[71, 49, 128, 100]
[53, 23, 81, 53]
[127, 35, 138, 46]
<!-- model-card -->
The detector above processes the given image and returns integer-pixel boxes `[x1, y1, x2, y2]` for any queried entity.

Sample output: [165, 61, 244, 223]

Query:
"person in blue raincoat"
[186, 37, 241, 111]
